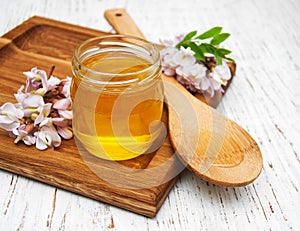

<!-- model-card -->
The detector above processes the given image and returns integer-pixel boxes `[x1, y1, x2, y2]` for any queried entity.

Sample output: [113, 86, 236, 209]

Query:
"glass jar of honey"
[71, 35, 163, 160]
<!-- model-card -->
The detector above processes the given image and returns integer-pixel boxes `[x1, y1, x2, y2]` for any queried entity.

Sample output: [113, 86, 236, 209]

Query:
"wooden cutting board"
[0, 16, 185, 218]
[0, 16, 234, 217]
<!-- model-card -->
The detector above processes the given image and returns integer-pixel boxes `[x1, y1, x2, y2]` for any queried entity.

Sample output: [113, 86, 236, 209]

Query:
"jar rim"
[72, 35, 161, 80]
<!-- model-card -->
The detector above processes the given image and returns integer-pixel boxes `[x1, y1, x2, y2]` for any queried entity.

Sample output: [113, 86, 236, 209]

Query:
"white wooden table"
[0, 0, 299, 230]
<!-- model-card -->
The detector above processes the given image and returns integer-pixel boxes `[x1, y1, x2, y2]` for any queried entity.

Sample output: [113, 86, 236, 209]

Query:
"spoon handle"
[104, 9, 145, 39]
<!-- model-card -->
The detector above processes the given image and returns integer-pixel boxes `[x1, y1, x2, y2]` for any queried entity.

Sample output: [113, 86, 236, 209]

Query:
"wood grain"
[0, 16, 184, 218]
[0, 0, 299, 230]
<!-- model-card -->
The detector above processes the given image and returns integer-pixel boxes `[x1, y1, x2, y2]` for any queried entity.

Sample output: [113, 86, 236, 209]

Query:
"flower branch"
[0, 67, 73, 150]
[160, 27, 235, 97]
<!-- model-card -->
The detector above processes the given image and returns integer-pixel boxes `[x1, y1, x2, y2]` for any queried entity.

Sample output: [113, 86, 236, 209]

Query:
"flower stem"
[48, 65, 56, 78]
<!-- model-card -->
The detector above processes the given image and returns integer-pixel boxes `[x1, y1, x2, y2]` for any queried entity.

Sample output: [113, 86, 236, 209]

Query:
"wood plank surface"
[0, 0, 299, 230]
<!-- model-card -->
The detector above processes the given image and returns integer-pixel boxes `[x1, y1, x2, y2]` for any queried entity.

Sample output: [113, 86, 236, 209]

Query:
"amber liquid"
[72, 52, 163, 160]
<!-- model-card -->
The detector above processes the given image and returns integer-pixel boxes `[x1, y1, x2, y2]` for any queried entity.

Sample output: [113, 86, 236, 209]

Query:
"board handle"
[0, 37, 11, 49]
[104, 9, 146, 39]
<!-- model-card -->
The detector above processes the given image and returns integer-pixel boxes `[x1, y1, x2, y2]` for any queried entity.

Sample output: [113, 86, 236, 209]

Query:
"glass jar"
[71, 35, 163, 160]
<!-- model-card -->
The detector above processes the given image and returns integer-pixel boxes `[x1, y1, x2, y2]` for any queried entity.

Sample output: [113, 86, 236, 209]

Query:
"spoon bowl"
[163, 75, 262, 186]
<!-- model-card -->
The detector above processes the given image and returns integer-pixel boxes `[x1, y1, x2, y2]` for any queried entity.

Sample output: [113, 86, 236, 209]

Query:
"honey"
[71, 36, 163, 160]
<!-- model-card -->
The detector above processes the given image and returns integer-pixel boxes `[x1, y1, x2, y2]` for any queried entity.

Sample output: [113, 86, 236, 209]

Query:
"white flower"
[159, 34, 184, 47]
[60, 77, 72, 98]
[56, 125, 73, 139]
[160, 47, 178, 76]
[213, 61, 231, 85]
[200, 76, 211, 91]
[190, 63, 208, 90]
[160, 47, 177, 59]
[202, 61, 231, 97]
[159, 38, 174, 47]
[14, 85, 28, 104]
[35, 122, 61, 150]
[21, 94, 45, 117]
[53, 98, 71, 110]
[47, 76, 61, 91]
[12, 124, 36, 145]
[0, 103, 24, 131]
[172, 46, 196, 66]
[52, 98, 73, 139]
[161, 47, 196, 77]
[1, 67, 73, 150]
[23, 67, 48, 93]
[23, 67, 62, 95]
[53, 98, 72, 120]
[34, 103, 52, 126]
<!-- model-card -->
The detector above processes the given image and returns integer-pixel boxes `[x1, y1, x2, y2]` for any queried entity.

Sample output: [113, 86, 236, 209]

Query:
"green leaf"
[194, 53, 206, 62]
[206, 44, 217, 55]
[183, 30, 197, 41]
[224, 56, 235, 63]
[189, 42, 201, 53]
[198, 44, 208, 54]
[176, 41, 186, 48]
[217, 48, 232, 56]
[211, 33, 230, 45]
[197, 27, 222, 39]
[176, 30, 197, 48]
[188, 42, 205, 62]
[215, 55, 222, 65]
[174, 27, 235, 66]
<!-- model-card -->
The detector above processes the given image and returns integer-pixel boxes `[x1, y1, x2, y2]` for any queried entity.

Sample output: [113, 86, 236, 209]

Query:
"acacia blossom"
[11, 124, 36, 145]
[160, 41, 232, 97]
[52, 98, 73, 139]
[0, 103, 24, 131]
[23, 67, 61, 94]
[35, 119, 61, 150]
[0, 67, 73, 150]
[60, 77, 72, 98]
[159, 34, 184, 47]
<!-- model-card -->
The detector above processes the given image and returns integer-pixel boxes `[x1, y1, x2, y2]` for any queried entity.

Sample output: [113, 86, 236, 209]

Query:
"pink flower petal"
[23, 135, 36, 146]
[35, 124, 61, 150]
[52, 117, 69, 127]
[164, 68, 176, 76]
[57, 126, 73, 139]
[47, 76, 61, 90]
[61, 77, 72, 98]
[36, 69, 48, 91]
[0, 103, 24, 131]
[23, 67, 48, 93]
[0, 118, 20, 131]
[45, 125, 61, 147]
[22, 94, 44, 108]
[36, 132, 48, 150]
[200, 78, 210, 91]
[34, 103, 52, 126]
[0, 102, 24, 119]
[14, 85, 28, 104]
[39, 117, 52, 127]
[23, 108, 38, 117]
[214, 62, 231, 81]
[211, 78, 222, 90]
[58, 109, 73, 119]
[53, 98, 71, 110]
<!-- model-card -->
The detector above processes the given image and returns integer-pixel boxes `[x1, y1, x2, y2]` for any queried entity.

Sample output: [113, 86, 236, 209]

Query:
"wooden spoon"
[104, 9, 263, 186]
